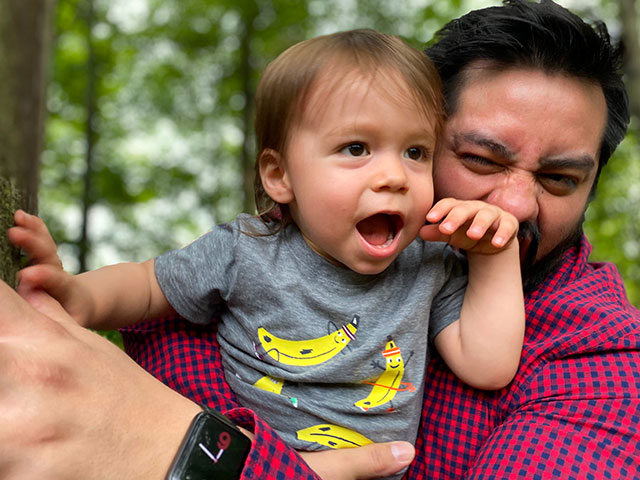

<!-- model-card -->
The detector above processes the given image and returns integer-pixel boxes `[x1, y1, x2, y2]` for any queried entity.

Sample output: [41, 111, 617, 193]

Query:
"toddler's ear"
[259, 149, 294, 204]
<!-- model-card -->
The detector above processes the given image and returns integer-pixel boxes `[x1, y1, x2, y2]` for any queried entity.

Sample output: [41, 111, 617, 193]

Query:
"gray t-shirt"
[155, 214, 467, 453]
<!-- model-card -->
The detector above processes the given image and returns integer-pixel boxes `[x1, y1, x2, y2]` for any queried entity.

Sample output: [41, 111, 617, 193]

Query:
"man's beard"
[519, 219, 584, 294]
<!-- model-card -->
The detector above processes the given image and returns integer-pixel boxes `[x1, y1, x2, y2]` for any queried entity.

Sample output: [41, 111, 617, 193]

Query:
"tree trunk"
[619, 0, 640, 129]
[79, 0, 97, 273]
[0, 0, 54, 286]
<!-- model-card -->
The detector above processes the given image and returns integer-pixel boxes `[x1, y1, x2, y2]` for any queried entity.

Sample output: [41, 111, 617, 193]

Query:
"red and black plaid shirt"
[123, 235, 640, 479]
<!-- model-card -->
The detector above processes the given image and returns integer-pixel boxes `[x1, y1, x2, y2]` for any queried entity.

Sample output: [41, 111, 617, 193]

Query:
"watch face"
[168, 412, 251, 480]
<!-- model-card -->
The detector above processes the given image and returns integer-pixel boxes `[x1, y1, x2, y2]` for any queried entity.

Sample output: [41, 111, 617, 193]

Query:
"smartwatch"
[166, 407, 251, 480]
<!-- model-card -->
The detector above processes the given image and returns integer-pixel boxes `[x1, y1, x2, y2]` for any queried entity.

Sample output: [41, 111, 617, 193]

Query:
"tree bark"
[618, 0, 640, 129]
[0, 0, 54, 286]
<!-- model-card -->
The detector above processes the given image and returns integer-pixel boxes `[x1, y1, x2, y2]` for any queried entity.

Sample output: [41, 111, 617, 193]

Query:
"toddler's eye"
[341, 143, 369, 157]
[404, 146, 427, 161]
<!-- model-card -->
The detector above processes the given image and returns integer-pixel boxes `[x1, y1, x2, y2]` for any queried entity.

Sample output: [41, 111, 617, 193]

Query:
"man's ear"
[259, 148, 294, 204]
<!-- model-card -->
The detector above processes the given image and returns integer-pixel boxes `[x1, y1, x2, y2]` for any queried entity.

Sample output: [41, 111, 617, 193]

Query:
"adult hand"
[0, 281, 201, 479]
[299, 441, 415, 479]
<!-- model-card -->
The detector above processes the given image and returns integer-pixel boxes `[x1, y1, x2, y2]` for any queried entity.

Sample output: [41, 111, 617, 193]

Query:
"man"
[0, 1, 637, 479]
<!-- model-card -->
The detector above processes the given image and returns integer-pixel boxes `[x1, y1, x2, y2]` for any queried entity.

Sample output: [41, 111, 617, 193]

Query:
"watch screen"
[171, 413, 251, 480]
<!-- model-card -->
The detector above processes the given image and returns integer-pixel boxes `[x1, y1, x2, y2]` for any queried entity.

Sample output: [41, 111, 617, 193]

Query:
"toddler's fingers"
[17, 264, 72, 305]
[447, 227, 482, 251]
[13, 210, 51, 235]
[466, 207, 501, 240]
[437, 202, 483, 236]
[419, 224, 450, 243]
[8, 218, 61, 268]
[12, 209, 31, 228]
[491, 215, 519, 247]
[426, 198, 459, 224]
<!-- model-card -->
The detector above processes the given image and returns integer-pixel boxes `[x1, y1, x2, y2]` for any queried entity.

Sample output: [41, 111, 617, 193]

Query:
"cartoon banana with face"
[354, 337, 413, 411]
[257, 315, 359, 366]
[297, 424, 373, 449]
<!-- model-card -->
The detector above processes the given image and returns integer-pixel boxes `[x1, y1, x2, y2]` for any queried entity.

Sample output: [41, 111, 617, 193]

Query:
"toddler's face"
[282, 70, 437, 274]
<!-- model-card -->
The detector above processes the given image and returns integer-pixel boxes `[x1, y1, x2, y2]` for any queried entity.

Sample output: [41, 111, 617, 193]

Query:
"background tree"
[0, 0, 54, 286]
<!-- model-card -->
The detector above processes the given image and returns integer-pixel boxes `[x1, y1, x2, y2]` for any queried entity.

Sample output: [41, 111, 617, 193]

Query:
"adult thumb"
[299, 441, 415, 480]
[18, 286, 78, 327]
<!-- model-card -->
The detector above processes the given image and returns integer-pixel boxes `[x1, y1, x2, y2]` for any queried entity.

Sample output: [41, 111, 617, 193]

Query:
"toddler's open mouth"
[356, 213, 403, 248]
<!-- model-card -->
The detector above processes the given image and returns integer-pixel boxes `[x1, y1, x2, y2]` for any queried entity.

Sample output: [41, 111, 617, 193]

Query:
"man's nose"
[371, 154, 409, 193]
[486, 173, 540, 223]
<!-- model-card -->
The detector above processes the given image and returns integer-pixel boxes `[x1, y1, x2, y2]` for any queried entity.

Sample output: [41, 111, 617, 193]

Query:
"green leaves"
[585, 131, 640, 306]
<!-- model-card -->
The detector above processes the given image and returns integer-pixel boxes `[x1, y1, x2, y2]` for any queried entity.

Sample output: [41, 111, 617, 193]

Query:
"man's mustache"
[517, 218, 584, 293]
[518, 221, 540, 273]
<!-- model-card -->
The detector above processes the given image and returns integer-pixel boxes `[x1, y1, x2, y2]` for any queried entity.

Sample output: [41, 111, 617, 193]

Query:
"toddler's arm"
[8, 210, 172, 330]
[420, 198, 525, 390]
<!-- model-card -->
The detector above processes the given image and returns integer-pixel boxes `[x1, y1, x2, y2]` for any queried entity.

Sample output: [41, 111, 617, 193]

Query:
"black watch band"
[166, 407, 251, 480]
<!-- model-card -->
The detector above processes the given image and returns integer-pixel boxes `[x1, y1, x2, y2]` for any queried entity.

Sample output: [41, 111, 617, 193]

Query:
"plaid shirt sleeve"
[122, 318, 320, 480]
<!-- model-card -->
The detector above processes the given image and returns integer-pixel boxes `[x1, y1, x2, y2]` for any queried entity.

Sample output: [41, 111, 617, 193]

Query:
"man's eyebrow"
[453, 132, 516, 162]
[539, 155, 596, 172]
[454, 132, 598, 172]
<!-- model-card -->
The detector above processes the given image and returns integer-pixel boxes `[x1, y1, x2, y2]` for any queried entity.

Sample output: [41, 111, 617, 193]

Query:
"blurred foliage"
[40, 0, 638, 352]
[585, 128, 640, 306]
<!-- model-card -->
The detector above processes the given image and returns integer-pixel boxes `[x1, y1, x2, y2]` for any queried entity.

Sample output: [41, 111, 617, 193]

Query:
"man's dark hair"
[425, 0, 630, 185]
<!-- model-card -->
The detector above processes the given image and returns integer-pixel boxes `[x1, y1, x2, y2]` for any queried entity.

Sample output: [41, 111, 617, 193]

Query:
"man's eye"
[341, 143, 369, 157]
[404, 146, 428, 162]
[539, 174, 578, 195]
[461, 154, 502, 172]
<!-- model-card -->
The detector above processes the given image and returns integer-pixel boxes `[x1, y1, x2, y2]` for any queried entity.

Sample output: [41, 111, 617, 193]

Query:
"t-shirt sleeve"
[154, 223, 237, 324]
[429, 247, 468, 343]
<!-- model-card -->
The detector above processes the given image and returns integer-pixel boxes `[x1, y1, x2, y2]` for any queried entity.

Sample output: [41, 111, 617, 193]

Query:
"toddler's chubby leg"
[7, 210, 72, 308]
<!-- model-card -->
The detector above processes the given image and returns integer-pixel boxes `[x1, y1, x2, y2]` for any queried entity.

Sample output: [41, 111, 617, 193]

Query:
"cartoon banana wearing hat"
[297, 424, 373, 449]
[257, 315, 359, 366]
[354, 337, 414, 411]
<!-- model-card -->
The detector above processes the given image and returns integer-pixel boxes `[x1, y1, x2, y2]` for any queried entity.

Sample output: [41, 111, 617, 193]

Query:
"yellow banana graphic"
[355, 337, 413, 411]
[252, 375, 299, 408]
[297, 424, 373, 449]
[253, 375, 285, 395]
[258, 315, 359, 366]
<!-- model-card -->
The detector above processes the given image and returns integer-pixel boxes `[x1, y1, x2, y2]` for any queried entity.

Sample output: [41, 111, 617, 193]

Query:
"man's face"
[434, 67, 607, 278]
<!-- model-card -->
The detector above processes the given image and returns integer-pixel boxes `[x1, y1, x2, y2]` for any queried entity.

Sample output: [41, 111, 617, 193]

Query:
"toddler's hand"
[7, 210, 85, 323]
[420, 198, 519, 255]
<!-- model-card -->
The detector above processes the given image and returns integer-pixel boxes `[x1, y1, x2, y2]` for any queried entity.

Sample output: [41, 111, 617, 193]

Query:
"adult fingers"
[299, 441, 415, 480]
[17, 285, 78, 328]
[0, 280, 41, 333]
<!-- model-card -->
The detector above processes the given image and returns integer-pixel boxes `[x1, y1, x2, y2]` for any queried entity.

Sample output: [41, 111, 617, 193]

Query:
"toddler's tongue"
[357, 214, 394, 246]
